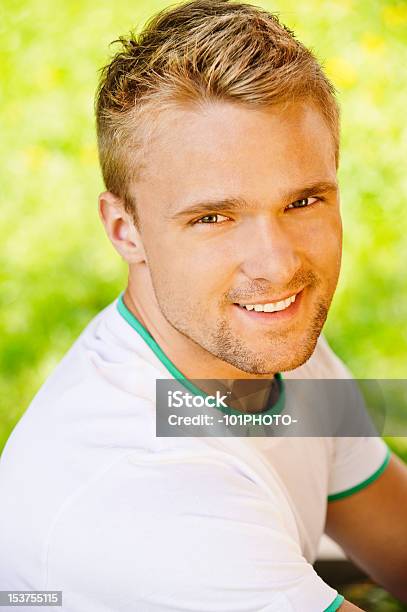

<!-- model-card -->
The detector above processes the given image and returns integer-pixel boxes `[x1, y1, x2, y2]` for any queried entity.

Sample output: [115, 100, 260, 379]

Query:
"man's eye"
[286, 197, 319, 210]
[193, 214, 230, 225]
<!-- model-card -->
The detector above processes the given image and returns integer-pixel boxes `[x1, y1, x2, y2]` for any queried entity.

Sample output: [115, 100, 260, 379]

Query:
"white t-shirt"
[0, 295, 390, 612]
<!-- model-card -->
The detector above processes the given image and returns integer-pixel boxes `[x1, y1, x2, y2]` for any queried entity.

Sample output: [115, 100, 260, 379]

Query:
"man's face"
[131, 100, 342, 374]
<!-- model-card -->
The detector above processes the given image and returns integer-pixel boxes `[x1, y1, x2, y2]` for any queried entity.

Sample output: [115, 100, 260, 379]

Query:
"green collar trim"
[116, 293, 285, 417]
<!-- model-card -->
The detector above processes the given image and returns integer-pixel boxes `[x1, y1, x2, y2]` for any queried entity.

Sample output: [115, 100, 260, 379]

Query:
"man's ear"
[98, 191, 146, 264]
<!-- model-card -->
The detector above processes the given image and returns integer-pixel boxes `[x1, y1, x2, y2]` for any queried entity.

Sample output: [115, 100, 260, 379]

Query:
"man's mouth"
[232, 289, 304, 322]
[235, 292, 297, 312]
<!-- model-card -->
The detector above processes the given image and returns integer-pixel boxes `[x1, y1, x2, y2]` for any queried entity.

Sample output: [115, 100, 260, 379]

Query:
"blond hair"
[95, 0, 340, 229]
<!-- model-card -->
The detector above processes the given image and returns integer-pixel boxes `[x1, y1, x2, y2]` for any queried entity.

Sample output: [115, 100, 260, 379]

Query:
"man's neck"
[123, 283, 278, 413]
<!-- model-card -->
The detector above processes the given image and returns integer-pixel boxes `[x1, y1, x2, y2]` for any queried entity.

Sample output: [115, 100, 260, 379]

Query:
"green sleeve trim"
[324, 594, 344, 611]
[328, 447, 391, 502]
[116, 293, 285, 417]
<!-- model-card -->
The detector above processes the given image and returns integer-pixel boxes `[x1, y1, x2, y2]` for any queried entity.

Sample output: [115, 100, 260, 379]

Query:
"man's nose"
[239, 217, 302, 287]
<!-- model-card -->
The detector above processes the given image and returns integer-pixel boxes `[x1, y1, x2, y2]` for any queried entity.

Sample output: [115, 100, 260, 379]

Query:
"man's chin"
[255, 331, 322, 374]
[280, 331, 323, 373]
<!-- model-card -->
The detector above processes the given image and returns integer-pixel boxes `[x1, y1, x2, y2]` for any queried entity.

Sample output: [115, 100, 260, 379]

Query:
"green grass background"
[1, 0, 406, 462]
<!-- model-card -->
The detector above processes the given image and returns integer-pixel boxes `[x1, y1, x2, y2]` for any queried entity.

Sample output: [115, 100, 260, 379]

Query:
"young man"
[1, 1, 406, 610]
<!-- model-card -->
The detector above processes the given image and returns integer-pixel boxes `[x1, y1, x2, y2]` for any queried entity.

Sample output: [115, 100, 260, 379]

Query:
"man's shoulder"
[7, 296, 157, 426]
[0, 297, 158, 530]
[0, 293, 160, 591]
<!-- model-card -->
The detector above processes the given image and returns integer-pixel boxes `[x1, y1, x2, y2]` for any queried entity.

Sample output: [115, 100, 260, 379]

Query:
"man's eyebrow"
[167, 180, 339, 221]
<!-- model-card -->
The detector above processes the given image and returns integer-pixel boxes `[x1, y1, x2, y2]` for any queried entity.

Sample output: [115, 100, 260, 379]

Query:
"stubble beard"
[156, 284, 331, 376]
[209, 299, 330, 375]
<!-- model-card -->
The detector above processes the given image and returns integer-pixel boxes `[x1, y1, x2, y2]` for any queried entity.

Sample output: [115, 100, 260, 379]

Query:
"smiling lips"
[236, 292, 298, 313]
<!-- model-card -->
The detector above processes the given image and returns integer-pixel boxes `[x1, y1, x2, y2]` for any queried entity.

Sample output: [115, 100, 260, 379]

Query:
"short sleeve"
[45, 451, 343, 612]
[297, 334, 392, 501]
[328, 436, 391, 501]
[314, 340, 392, 501]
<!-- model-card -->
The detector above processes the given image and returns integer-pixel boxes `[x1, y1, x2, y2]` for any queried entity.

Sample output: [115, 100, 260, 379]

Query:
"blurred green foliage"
[1, 0, 406, 460]
[342, 581, 407, 611]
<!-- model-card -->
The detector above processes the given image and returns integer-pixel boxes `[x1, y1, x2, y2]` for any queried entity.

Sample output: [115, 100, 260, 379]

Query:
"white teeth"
[263, 303, 278, 312]
[239, 293, 296, 313]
